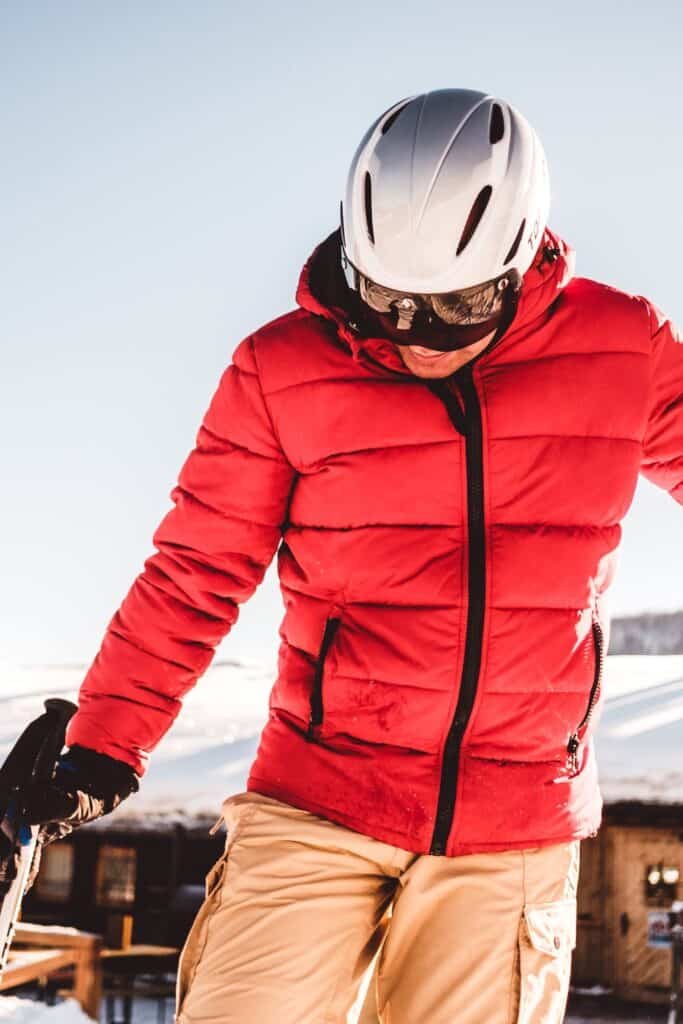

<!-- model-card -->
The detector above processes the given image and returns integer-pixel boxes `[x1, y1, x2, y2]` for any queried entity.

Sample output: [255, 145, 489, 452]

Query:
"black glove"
[19, 744, 140, 846]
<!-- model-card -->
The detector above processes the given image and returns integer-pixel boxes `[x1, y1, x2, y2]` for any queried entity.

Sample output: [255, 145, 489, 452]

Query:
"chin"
[399, 348, 474, 378]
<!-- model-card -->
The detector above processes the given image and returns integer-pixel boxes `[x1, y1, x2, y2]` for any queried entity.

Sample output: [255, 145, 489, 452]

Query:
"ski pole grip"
[30, 699, 78, 785]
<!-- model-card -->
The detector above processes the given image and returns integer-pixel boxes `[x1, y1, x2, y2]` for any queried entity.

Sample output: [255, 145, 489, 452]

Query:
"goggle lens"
[357, 269, 517, 329]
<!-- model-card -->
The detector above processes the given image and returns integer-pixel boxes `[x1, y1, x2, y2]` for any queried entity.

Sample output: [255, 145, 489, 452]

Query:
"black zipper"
[307, 616, 341, 739]
[566, 613, 605, 774]
[427, 364, 487, 856]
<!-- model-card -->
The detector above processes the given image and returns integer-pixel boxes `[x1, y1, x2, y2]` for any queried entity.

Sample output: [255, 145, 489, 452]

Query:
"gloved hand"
[19, 744, 140, 846]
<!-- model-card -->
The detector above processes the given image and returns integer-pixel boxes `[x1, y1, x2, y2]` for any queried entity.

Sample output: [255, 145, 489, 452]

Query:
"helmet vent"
[489, 104, 505, 144]
[456, 186, 492, 256]
[364, 172, 375, 244]
[381, 102, 410, 136]
[504, 219, 526, 264]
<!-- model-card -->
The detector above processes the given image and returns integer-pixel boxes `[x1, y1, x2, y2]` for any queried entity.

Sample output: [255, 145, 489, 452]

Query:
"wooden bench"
[0, 922, 102, 1020]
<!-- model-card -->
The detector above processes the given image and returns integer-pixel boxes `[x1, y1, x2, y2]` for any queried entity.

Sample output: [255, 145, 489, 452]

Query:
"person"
[21, 88, 683, 1023]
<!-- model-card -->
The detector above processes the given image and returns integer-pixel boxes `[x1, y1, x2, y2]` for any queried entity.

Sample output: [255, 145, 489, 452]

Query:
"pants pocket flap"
[204, 850, 229, 899]
[524, 898, 577, 957]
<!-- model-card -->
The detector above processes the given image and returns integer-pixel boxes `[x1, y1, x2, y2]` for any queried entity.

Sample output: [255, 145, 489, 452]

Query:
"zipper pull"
[566, 733, 580, 774]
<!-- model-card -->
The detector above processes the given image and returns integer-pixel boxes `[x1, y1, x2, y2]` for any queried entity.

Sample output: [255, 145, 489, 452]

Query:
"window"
[95, 845, 137, 907]
[645, 862, 680, 905]
[33, 842, 74, 903]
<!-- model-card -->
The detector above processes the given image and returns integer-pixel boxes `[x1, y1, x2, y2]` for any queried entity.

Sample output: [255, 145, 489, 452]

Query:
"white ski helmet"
[340, 88, 550, 296]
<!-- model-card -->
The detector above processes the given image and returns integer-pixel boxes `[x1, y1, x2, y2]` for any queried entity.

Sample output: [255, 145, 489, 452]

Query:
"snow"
[0, 996, 91, 1021]
[1, 654, 682, 821]
[0, 993, 661, 1023]
[107, 994, 667, 1023]
[595, 655, 683, 804]
[0, 657, 274, 825]
[0, 994, 645, 1024]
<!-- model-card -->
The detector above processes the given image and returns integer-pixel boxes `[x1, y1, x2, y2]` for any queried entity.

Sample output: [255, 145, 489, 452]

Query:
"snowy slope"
[0, 654, 681, 820]
[0, 656, 273, 824]
[593, 655, 683, 804]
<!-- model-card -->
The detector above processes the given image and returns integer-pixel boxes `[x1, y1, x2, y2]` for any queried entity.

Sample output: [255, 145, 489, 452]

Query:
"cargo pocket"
[175, 847, 230, 1021]
[509, 898, 577, 1024]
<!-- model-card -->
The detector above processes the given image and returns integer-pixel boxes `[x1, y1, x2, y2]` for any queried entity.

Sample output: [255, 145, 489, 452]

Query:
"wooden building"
[21, 817, 224, 951]
[574, 802, 682, 1005]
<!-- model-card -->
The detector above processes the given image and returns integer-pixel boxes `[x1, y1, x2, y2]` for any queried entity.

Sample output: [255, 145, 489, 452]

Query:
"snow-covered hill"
[0, 654, 681, 821]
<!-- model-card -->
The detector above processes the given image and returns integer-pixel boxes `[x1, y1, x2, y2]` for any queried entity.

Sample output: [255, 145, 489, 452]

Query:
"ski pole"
[0, 698, 77, 980]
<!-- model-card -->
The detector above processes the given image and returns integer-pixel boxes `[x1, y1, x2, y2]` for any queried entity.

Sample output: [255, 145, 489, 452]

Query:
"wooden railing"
[0, 922, 102, 1020]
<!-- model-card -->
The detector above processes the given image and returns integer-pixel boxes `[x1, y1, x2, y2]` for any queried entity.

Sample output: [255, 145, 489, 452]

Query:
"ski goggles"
[342, 248, 521, 333]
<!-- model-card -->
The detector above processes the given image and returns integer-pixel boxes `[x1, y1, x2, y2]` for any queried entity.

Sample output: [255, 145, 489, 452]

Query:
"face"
[397, 329, 498, 378]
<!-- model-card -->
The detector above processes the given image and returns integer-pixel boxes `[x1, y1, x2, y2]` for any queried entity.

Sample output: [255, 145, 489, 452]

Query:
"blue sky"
[2, 1, 682, 669]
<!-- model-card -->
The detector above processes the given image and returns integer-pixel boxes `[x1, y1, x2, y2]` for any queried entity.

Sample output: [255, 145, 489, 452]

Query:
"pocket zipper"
[566, 613, 605, 773]
[307, 615, 342, 739]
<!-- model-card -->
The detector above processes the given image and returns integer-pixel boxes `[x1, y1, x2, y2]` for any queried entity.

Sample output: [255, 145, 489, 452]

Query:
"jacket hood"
[295, 227, 576, 375]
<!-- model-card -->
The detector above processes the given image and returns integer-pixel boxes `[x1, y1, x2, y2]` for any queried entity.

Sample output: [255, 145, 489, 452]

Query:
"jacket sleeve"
[65, 335, 296, 775]
[639, 299, 683, 505]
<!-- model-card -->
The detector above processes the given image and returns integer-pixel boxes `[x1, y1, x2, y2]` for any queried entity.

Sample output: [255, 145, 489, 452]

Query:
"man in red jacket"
[24, 89, 683, 1022]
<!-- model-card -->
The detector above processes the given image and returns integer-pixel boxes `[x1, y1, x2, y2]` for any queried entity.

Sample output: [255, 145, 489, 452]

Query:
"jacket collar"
[295, 228, 576, 376]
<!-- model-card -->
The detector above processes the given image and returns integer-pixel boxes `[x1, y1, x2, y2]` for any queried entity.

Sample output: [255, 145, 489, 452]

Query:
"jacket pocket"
[510, 898, 577, 1023]
[566, 610, 605, 775]
[307, 614, 342, 739]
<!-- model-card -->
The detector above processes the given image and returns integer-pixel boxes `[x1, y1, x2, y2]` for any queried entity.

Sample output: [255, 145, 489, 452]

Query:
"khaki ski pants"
[175, 791, 580, 1024]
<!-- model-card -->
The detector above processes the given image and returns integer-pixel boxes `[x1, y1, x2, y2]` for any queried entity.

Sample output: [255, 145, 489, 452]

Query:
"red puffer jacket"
[66, 228, 683, 856]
